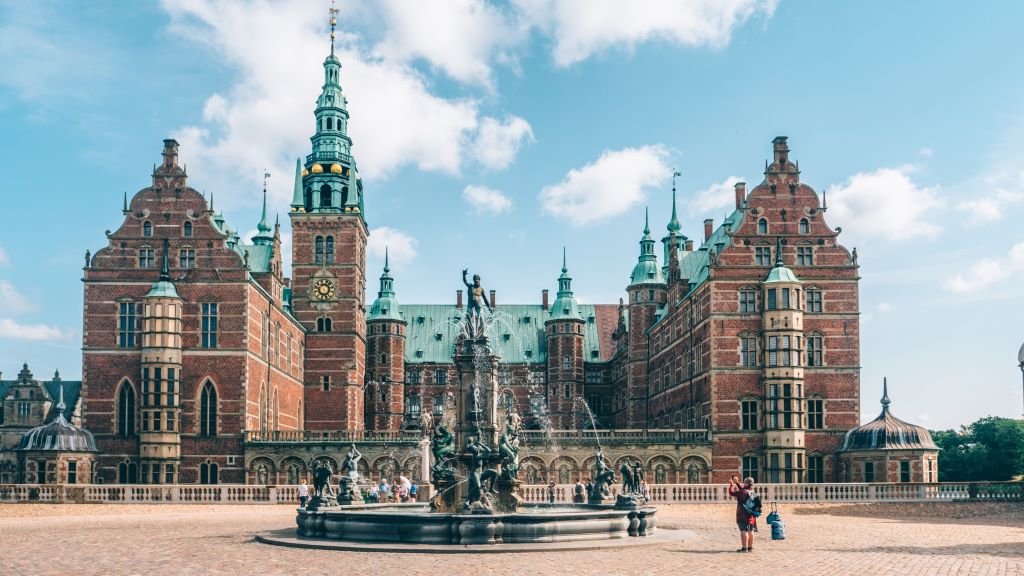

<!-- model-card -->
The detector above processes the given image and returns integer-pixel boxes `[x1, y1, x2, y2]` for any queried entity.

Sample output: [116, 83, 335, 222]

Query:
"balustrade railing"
[1, 482, 1018, 505]
[245, 430, 425, 443]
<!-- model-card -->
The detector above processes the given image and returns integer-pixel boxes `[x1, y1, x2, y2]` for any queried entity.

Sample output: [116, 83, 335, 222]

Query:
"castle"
[5, 19, 934, 489]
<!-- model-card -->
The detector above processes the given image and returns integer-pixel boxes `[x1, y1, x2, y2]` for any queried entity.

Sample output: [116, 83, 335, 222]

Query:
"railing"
[305, 151, 353, 165]
[245, 430, 425, 443]
[2, 482, 1019, 505]
[518, 429, 711, 444]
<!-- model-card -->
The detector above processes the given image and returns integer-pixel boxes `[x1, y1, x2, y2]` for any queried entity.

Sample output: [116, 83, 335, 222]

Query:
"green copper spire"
[146, 238, 180, 298]
[253, 172, 274, 245]
[661, 171, 687, 275]
[632, 207, 664, 286]
[667, 170, 682, 233]
[368, 247, 403, 322]
[550, 247, 583, 321]
[291, 157, 304, 209]
[643, 206, 650, 236]
[763, 237, 801, 284]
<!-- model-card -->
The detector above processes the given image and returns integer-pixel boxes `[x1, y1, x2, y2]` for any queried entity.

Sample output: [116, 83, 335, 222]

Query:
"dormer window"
[183, 221, 193, 237]
[143, 221, 153, 237]
[757, 219, 768, 235]
[799, 218, 809, 235]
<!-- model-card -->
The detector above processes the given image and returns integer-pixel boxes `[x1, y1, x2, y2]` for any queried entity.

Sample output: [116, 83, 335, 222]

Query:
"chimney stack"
[704, 218, 713, 242]
[456, 289, 463, 309]
[489, 290, 496, 309]
[734, 181, 746, 209]
[161, 138, 180, 168]
[772, 136, 789, 168]
[542, 289, 549, 310]
[685, 239, 694, 252]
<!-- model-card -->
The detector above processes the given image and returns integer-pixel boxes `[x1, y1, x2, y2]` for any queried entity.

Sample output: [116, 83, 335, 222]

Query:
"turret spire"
[644, 207, 650, 235]
[291, 158, 304, 209]
[667, 170, 681, 233]
[881, 377, 891, 411]
[160, 238, 170, 282]
[253, 171, 274, 245]
[775, 236, 784, 267]
[329, 0, 338, 56]
[561, 246, 568, 274]
[384, 246, 390, 273]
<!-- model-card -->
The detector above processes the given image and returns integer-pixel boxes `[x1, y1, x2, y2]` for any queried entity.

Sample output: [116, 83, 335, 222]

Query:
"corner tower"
[290, 8, 368, 430]
[365, 250, 407, 431]
[623, 209, 665, 428]
[544, 249, 585, 429]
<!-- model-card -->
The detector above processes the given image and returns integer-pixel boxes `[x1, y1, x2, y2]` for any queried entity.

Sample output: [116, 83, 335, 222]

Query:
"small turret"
[549, 247, 583, 321]
[631, 208, 664, 286]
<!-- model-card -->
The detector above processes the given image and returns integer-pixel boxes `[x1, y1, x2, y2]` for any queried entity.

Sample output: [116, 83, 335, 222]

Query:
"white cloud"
[0, 318, 71, 342]
[540, 145, 671, 226]
[957, 171, 1024, 225]
[945, 242, 1024, 294]
[877, 302, 892, 313]
[463, 185, 513, 215]
[0, 247, 9, 267]
[918, 147, 933, 158]
[473, 116, 535, 170]
[515, 0, 778, 66]
[161, 0, 525, 214]
[375, 0, 524, 87]
[367, 226, 418, 269]
[827, 167, 944, 243]
[0, 280, 32, 314]
[689, 176, 744, 215]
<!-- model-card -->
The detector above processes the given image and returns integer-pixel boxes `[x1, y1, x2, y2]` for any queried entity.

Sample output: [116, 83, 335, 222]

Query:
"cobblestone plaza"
[3, 502, 1021, 575]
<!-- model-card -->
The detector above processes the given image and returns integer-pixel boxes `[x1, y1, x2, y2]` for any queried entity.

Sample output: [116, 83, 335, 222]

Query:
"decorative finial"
[160, 238, 170, 281]
[257, 171, 272, 234]
[881, 377, 891, 410]
[775, 237, 784, 267]
[56, 382, 66, 415]
[210, 192, 215, 211]
[329, 0, 339, 55]
[122, 191, 128, 212]
[672, 169, 681, 193]
[667, 170, 682, 233]
[562, 246, 567, 273]
[384, 246, 390, 272]
[643, 206, 650, 235]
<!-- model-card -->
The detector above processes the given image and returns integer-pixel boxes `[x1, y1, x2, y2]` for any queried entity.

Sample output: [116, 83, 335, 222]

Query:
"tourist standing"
[298, 479, 308, 508]
[729, 475, 757, 552]
[410, 480, 418, 501]
[368, 483, 380, 503]
[573, 479, 585, 503]
[584, 478, 593, 501]
[547, 480, 556, 503]
[380, 478, 390, 501]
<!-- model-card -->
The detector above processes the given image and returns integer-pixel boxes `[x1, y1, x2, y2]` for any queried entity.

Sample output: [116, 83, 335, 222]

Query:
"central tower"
[290, 9, 368, 430]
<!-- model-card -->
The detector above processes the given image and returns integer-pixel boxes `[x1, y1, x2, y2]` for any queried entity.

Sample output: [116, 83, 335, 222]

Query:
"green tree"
[933, 417, 1024, 481]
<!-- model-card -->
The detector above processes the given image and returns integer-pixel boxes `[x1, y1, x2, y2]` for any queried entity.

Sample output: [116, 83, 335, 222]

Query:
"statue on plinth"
[498, 413, 521, 481]
[430, 425, 456, 482]
[462, 268, 492, 339]
[615, 458, 647, 508]
[465, 435, 498, 512]
[341, 443, 363, 480]
[308, 460, 335, 510]
[590, 449, 616, 504]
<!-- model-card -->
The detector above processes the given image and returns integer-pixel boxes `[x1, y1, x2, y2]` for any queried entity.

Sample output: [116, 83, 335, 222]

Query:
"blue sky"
[1, 0, 1022, 430]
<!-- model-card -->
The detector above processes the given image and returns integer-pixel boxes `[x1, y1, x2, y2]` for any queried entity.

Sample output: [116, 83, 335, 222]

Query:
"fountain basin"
[295, 502, 657, 545]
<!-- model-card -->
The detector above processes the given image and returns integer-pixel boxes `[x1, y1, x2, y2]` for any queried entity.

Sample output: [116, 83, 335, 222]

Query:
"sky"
[0, 0, 1022, 430]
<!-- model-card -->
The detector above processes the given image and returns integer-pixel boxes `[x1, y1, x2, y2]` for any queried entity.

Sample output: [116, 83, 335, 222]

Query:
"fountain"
[279, 269, 667, 550]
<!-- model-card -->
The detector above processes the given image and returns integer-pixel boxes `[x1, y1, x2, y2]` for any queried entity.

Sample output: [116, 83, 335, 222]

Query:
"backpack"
[742, 489, 762, 518]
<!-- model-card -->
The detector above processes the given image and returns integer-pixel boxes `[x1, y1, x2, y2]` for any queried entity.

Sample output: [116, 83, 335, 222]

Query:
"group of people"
[296, 475, 419, 507]
[365, 476, 417, 503]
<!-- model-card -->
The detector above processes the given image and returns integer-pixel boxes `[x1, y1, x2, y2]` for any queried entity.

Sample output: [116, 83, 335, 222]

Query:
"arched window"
[320, 185, 332, 208]
[327, 117, 334, 130]
[315, 236, 324, 264]
[183, 221, 193, 237]
[341, 186, 349, 206]
[199, 381, 217, 437]
[325, 236, 335, 264]
[316, 317, 333, 332]
[117, 381, 136, 436]
[757, 219, 768, 235]
[199, 460, 219, 485]
[142, 221, 153, 237]
[304, 186, 312, 210]
[799, 218, 809, 234]
[118, 460, 138, 484]
[272, 388, 279, 431]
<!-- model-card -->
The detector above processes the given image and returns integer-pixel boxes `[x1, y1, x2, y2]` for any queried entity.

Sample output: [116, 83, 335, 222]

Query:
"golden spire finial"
[329, 0, 338, 55]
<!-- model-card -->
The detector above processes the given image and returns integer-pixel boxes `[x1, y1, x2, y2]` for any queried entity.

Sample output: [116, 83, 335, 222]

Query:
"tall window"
[315, 236, 324, 264]
[118, 302, 140, 347]
[808, 454, 823, 483]
[808, 398, 824, 429]
[900, 461, 911, 483]
[118, 461, 138, 484]
[199, 461, 219, 485]
[864, 462, 875, 483]
[201, 303, 218, 348]
[433, 394, 446, 417]
[67, 461, 78, 484]
[562, 355, 571, 369]
[319, 185, 332, 208]
[740, 399, 758, 430]
[408, 370, 421, 384]
[321, 375, 331, 391]
[807, 334, 823, 367]
[766, 289, 777, 310]
[317, 317, 332, 332]
[757, 219, 768, 234]
[325, 236, 335, 264]
[435, 369, 448, 385]
[806, 289, 822, 313]
[740, 336, 757, 367]
[179, 248, 195, 269]
[183, 221, 193, 237]
[138, 248, 155, 268]
[406, 394, 422, 419]
[796, 246, 813, 266]
[755, 246, 772, 266]
[117, 382, 136, 436]
[742, 455, 759, 482]
[799, 218, 809, 234]
[739, 290, 757, 313]
[143, 221, 153, 237]
[199, 381, 217, 436]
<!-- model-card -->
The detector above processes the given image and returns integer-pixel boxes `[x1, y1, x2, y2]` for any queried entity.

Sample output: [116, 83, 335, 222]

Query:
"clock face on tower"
[313, 279, 335, 301]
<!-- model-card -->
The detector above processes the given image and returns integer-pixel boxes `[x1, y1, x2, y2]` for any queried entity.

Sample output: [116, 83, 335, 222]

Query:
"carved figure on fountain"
[341, 443, 363, 480]
[461, 268, 492, 339]
[430, 424, 457, 482]
[590, 449, 616, 504]
[464, 435, 499, 513]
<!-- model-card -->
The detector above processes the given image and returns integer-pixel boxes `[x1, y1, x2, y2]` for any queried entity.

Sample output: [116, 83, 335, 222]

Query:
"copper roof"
[839, 378, 937, 452]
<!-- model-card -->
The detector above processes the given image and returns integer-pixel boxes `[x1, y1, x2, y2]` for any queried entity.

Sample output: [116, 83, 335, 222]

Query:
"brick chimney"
[162, 138, 179, 168]
[734, 181, 746, 209]
[704, 218, 713, 242]
[542, 289, 549, 310]
[456, 289, 463, 309]
[489, 290, 496, 309]
[772, 136, 789, 168]
[685, 239, 694, 252]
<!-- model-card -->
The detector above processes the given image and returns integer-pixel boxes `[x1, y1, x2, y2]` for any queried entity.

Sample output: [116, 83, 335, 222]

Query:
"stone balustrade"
[1, 482, 1019, 505]
[242, 428, 712, 445]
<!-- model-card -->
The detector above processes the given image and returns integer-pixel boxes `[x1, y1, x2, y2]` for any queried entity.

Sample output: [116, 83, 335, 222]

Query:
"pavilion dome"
[16, 387, 98, 453]
[839, 379, 936, 452]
